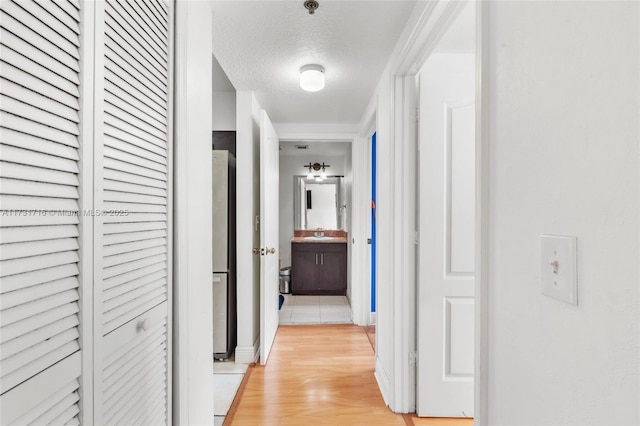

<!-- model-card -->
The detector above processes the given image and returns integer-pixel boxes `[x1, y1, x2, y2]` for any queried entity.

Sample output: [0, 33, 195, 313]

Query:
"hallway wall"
[235, 91, 263, 363]
[485, 2, 640, 424]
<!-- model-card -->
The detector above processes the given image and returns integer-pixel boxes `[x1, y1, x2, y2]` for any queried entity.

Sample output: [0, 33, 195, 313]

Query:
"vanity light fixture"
[304, 162, 330, 181]
[300, 64, 325, 92]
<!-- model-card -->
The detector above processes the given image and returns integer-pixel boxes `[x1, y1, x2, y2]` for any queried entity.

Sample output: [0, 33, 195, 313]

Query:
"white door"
[416, 53, 475, 417]
[0, 1, 83, 423]
[95, 0, 173, 423]
[259, 110, 279, 365]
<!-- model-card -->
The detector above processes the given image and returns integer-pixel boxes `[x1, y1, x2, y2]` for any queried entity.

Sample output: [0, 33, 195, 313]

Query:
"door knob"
[267, 247, 276, 254]
[253, 248, 260, 255]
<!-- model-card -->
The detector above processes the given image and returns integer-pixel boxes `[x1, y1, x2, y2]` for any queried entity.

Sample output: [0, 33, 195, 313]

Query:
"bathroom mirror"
[294, 175, 344, 230]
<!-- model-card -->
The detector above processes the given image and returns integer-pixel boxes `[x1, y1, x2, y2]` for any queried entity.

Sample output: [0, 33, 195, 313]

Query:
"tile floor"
[213, 356, 248, 426]
[279, 295, 352, 324]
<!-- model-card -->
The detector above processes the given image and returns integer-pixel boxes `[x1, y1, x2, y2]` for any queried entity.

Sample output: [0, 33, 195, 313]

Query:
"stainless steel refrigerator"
[212, 150, 236, 360]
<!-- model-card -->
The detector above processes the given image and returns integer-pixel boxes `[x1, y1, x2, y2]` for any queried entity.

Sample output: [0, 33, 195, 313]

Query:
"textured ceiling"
[211, 1, 417, 124]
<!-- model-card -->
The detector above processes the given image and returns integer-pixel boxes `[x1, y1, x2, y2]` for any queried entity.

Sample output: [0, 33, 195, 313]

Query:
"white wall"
[212, 91, 236, 131]
[278, 154, 347, 267]
[235, 91, 262, 363]
[485, 2, 640, 425]
[173, 1, 214, 423]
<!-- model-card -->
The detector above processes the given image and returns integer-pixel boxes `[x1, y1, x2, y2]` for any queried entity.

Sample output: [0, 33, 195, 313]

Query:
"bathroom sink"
[303, 236, 331, 240]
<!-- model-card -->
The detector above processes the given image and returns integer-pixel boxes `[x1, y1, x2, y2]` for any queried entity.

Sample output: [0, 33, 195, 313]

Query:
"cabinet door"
[320, 250, 347, 295]
[292, 250, 321, 294]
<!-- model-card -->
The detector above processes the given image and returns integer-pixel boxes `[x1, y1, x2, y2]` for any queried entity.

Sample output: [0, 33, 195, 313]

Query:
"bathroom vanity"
[291, 232, 347, 295]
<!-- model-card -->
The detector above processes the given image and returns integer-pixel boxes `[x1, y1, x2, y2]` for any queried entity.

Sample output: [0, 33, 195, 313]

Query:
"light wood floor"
[225, 324, 473, 426]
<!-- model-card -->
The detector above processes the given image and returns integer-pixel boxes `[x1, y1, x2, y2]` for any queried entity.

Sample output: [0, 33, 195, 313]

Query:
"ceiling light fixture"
[300, 64, 325, 92]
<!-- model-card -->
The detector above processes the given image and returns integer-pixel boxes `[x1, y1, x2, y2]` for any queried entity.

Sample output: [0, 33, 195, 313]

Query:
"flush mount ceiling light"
[300, 64, 325, 92]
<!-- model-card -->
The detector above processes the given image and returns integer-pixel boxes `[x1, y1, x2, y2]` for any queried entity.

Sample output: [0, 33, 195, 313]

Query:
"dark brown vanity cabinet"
[291, 243, 347, 295]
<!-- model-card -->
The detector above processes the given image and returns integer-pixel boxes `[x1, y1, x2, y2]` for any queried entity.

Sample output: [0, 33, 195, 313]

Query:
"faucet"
[314, 228, 324, 238]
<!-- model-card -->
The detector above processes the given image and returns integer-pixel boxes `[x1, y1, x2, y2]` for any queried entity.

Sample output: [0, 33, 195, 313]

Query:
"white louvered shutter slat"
[102, 262, 166, 292]
[0, 144, 79, 172]
[59, 0, 80, 19]
[0, 1, 82, 424]
[103, 168, 167, 191]
[7, 379, 79, 426]
[113, 0, 167, 56]
[0, 59, 80, 107]
[0, 75, 79, 118]
[12, 0, 80, 47]
[0, 161, 79, 186]
[0, 111, 79, 148]
[0, 8, 79, 71]
[103, 237, 167, 257]
[0, 127, 79, 160]
[104, 128, 167, 161]
[103, 228, 167, 245]
[105, 4, 166, 70]
[0, 316, 79, 360]
[33, 0, 80, 35]
[103, 270, 167, 305]
[0, 353, 80, 425]
[97, 0, 171, 423]
[0, 276, 78, 309]
[103, 52, 167, 112]
[1, 304, 79, 345]
[0, 195, 78, 213]
[0, 27, 80, 85]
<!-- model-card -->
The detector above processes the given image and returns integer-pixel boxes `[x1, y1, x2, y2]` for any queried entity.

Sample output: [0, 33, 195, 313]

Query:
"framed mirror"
[294, 175, 344, 230]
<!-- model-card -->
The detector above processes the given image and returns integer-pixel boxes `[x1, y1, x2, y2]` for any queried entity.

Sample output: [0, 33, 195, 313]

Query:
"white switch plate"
[540, 235, 577, 305]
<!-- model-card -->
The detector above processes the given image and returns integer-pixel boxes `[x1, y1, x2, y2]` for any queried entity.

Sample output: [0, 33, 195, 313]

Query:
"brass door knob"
[252, 248, 260, 255]
[267, 247, 276, 254]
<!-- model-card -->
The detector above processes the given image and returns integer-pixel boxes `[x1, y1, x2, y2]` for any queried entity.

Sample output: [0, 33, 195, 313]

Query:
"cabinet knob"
[138, 318, 150, 332]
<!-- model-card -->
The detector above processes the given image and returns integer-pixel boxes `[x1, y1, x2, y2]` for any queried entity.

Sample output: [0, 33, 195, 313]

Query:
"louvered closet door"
[0, 1, 83, 425]
[97, 0, 172, 424]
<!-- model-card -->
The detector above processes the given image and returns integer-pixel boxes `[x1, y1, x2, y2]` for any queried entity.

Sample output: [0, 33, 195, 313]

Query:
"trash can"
[279, 267, 291, 294]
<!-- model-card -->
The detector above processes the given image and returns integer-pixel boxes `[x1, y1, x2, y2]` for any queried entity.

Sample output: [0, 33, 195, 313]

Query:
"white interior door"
[416, 53, 475, 417]
[259, 110, 279, 365]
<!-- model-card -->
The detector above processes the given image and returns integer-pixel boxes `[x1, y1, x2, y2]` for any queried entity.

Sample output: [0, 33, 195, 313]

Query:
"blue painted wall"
[371, 132, 377, 313]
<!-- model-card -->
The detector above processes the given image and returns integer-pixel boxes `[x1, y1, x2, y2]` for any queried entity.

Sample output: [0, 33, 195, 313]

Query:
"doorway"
[277, 140, 354, 325]
[414, 1, 477, 418]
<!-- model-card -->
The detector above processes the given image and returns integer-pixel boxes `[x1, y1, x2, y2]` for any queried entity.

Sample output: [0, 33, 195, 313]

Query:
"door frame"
[379, 1, 489, 419]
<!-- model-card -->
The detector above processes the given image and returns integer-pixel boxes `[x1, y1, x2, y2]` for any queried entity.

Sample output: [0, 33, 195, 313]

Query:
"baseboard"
[235, 336, 259, 364]
[369, 312, 377, 325]
[375, 357, 391, 407]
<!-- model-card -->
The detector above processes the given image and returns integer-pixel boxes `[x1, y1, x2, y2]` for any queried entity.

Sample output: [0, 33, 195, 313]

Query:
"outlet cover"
[540, 235, 577, 305]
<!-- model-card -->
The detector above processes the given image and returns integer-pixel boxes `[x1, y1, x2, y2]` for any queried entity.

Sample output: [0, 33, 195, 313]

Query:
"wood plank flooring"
[225, 324, 473, 426]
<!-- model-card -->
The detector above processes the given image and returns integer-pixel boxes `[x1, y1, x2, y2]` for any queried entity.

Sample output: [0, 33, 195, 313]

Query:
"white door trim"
[475, 2, 490, 424]
[173, 1, 214, 424]
[381, 0, 488, 415]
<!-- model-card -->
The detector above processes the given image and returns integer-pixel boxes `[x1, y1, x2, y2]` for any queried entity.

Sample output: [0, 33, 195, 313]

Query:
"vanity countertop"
[291, 236, 347, 244]
[291, 230, 348, 244]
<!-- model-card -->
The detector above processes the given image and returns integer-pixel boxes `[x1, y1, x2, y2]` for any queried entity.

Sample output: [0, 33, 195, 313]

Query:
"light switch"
[540, 235, 577, 305]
